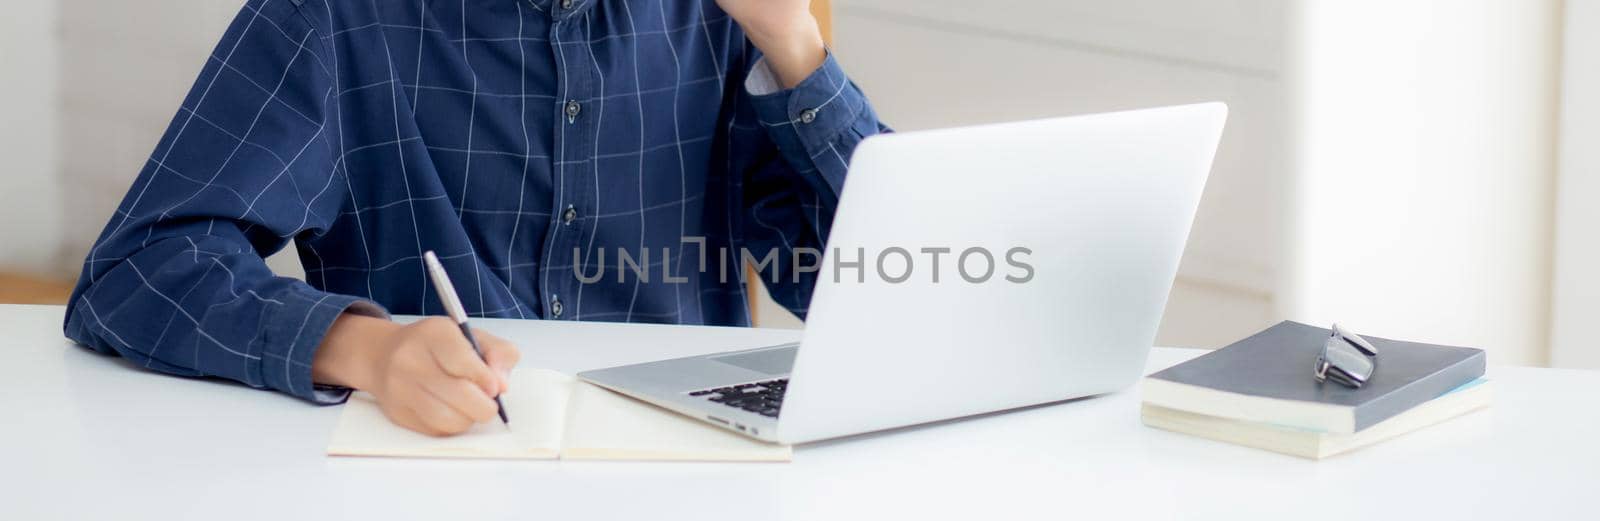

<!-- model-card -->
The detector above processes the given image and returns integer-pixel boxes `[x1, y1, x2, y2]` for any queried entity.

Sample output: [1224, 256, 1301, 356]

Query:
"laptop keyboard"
[688, 378, 787, 418]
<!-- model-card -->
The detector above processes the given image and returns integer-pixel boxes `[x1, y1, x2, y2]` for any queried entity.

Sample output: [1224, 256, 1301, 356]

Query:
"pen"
[421, 250, 509, 424]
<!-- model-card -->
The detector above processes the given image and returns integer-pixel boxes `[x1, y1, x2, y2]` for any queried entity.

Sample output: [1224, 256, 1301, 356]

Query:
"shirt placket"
[540, 0, 595, 320]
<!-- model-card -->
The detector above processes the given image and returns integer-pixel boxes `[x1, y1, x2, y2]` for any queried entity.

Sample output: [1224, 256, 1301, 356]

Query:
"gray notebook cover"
[1147, 321, 1486, 431]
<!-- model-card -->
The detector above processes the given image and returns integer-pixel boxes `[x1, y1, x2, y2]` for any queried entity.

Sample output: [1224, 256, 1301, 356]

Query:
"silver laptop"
[579, 103, 1227, 444]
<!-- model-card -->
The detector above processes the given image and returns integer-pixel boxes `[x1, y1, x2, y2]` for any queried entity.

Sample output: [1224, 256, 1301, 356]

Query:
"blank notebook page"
[325, 368, 573, 459]
[326, 368, 790, 462]
[560, 380, 792, 461]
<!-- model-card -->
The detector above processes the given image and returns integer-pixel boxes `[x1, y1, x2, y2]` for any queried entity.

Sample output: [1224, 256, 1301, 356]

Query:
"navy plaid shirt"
[64, 0, 886, 403]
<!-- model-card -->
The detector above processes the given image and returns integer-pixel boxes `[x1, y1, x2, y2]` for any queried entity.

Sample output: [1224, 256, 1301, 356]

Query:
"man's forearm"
[311, 313, 399, 391]
[743, 17, 826, 89]
[717, 0, 827, 89]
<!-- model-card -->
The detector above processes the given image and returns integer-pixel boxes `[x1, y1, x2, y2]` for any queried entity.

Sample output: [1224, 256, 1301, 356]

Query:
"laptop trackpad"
[710, 346, 797, 375]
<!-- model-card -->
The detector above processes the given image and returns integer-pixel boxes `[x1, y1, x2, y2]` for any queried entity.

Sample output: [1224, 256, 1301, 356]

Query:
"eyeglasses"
[1315, 323, 1378, 388]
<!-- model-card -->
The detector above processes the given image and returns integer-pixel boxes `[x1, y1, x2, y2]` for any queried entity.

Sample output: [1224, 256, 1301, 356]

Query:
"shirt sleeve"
[730, 49, 891, 318]
[62, 0, 382, 404]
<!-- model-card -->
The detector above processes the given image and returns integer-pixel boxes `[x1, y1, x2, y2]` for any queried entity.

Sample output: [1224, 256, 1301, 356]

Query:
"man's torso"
[295, 0, 758, 324]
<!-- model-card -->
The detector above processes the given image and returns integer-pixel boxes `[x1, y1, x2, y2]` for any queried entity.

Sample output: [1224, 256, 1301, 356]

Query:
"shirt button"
[565, 100, 582, 122]
[550, 295, 564, 318]
[561, 0, 574, 8]
[799, 108, 818, 124]
[562, 205, 577, 225]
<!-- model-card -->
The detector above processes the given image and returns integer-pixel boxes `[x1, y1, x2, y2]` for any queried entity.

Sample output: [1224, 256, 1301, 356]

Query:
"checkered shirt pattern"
[64, 0, 886, 403]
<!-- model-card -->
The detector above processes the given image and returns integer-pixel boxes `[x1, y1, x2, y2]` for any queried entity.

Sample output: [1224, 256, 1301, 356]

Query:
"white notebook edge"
[325, 444, 561, 460]
[1140, 377, 1356, 433]
[1141, 379, 1493, 459]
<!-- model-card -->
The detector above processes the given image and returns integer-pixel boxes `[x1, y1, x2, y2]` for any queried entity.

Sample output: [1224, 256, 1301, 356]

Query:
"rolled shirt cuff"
[746, 51, 870, 154]
[259, 283, 388, 404]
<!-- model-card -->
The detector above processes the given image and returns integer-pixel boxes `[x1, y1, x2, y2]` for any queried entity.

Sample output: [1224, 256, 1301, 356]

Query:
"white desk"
[2, 304, 1595, 519]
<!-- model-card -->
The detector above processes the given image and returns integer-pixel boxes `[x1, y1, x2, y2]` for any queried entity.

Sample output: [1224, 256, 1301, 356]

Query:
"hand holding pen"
[423, 250, 511, 424]
[312, 252, 521, 436]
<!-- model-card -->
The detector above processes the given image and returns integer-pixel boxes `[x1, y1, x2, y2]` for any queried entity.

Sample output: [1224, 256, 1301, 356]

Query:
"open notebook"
[327, 368, 791, 462]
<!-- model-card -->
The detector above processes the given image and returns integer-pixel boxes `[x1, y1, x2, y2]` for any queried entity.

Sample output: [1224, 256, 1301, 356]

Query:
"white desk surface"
[2, 304, 1596, 520]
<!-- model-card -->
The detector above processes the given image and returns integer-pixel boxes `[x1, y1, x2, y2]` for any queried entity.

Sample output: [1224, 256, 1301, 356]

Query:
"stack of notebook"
[1141, 321, 1491, 459]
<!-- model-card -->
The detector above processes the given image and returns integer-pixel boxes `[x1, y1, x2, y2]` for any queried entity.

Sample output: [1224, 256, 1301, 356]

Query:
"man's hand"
[716, 0, 826, 89]
[312, 314, 521, 436]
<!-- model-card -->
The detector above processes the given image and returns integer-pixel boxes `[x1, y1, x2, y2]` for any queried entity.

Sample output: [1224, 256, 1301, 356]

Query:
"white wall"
[1, 1, 64, 276]
[1551, 0, 1600, 369]
[1281, 0, 1561, 366]
[52, 0, 312, 278]
[56, 0, 244, 272]
[757, 0, 1290, 349]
